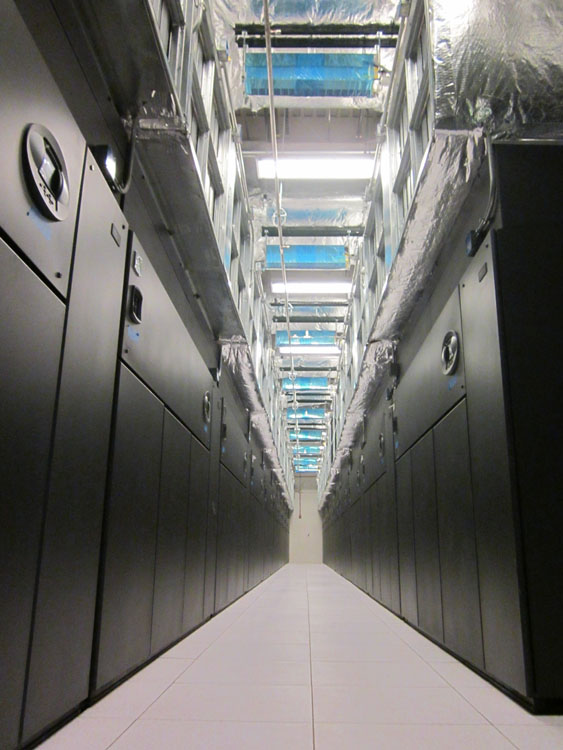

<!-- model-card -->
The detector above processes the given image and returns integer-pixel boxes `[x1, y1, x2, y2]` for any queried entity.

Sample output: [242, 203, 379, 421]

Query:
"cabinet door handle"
[203, 391, 212, 423]
[441, 330, 460, 375]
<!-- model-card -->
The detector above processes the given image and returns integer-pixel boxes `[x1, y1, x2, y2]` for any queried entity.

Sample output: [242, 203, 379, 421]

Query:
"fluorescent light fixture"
[271, 281, 352, 295]
[279, 345, 340, 355]
[257, 157, 373, 180]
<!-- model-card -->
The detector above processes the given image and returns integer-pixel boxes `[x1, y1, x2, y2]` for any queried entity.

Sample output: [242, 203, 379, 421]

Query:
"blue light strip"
[276, 330, 336, 346]
[246, 53, 376, 97]
[266, 245, 347, 269]
[282, 377, 329, 391]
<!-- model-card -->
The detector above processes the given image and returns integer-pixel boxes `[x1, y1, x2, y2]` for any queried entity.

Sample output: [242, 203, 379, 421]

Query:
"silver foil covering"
[221, 337, 295, 509]
[431, 0, 563, 137]
[319, 128, 485, 507]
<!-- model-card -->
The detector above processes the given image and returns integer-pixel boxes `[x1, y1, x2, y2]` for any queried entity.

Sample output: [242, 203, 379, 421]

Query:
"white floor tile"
[34, 564, 563, 750]
[457, 685, 563, 726]
[497, 723, 563, 749]
[314, 685, 487, 724]
[83, 679, 168, 719]
[177, 656, 311, 685]
[315, 723, 516, 750]
[143, 683, 312, 722]
[111, 719, 313, 750]
[37, 716, 132, 750]
[312, 659, 447, 688]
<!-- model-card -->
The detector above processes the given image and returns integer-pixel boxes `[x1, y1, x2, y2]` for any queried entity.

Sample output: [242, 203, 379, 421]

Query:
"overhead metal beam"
[235, 22, 400, 36]
[263, 225, 364, 237]
[273, 315, 345, 323]
[238, 37, 397, 49]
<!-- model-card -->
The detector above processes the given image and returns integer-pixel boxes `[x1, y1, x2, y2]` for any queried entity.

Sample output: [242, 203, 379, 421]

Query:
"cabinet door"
[378, 472, 400, 614]
[151, 411, 191, 655]
[215, 465, 232, 611]
[460, 239, 526, 692]
[396, 451, 418, 626]
[23, 153, 128, 743]
[94, 365, 163, 692]
[434, 401, 484, 667]
[0, 241, 65, 749]
[183, 437, 210, 632]
[368, 482, 381, 602]
[411, 432, 443, 642]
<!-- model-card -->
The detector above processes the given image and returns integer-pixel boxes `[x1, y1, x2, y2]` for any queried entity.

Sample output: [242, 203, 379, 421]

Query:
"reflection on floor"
[38, 564, 563, 749]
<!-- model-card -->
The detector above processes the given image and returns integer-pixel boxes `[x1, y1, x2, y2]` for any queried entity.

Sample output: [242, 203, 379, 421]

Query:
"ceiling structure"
[219, 1, 401, 476]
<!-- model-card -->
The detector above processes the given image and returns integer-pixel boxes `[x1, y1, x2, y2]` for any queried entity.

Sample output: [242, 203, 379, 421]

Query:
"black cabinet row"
[0, 6, 289, 748]
[323, 142, 563, 712]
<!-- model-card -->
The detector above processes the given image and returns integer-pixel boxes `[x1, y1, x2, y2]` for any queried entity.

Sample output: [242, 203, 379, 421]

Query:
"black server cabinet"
[0, 1, 85, 298]
[183, 437, 210, 633]
[0, 240, 65, 750]
[411, 432, 443, 642]
[368, 482, 381, 602]
[394, 289, 465, 459]
[433, 400, 484, 668]
[93, 365, 164, 692]
[396, 451, 418, 626]
[23, 153, 128, 743]
[203, 387, 223, 620]
[215, 465, 234, 611]
[122, 235, 213, 450]
[151, 411, 191, 655]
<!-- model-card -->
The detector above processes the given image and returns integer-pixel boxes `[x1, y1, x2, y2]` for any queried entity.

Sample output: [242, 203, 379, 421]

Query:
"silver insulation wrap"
[319, 128, 485, 507]
[431, 0, 563, 137]
[221, 338, 294, 509]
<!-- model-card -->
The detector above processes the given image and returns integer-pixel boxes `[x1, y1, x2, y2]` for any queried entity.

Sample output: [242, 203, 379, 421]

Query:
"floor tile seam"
[299, 570, 316, 750]
[107, 717, 314, 725]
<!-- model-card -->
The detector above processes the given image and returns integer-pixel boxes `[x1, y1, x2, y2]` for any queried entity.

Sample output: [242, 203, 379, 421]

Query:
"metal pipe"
[263, 0, 301, 472]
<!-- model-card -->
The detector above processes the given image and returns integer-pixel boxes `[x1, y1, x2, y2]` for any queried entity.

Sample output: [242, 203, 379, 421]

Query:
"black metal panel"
[151, 411, 191, 655]
[378, 470, 400, 614]
[183, 437, 210, 632]
[203, 388, 222, 619]
[396, 451, 418, 626]
[395, 289, 465, 458]
[364, 398, 387, 489]
[495, 144, 563, 229]
[0, 239, 64, 750]
[215, 465, 233, 611]
[0, 1, 85, 297]
[494, 222, 563, 697]
[94, 364, 163, 692]
[23, 152, 128, 742]
[122, 236, 213, 448]
[460, 238, 527, 693]
[411, 432, 443, 642]
[220, 376, 250, 486]
[434, 400, 484, 668]
[367, 483, 380, 601]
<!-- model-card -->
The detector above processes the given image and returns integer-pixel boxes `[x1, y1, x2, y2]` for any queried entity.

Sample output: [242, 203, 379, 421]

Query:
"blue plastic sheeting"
[282, 377, 329, 391]
[287, 407, 325, 421]
[246, 53, 376, 97]
[293, 445, 322, 456]
[289, 429, 324, 441]
[266, 245, 347, 269]
[276, 330, 336, 346]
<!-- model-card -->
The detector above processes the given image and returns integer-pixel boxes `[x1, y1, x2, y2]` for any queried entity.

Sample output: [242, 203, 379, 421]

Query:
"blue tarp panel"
[282, 377, 329, 391]
[293, 445, 322, 456]
[246, 53, 376, 97]
[287, 407, 325, 421]
[289, 429, 324, 441]
[276, 330, 336, 346]
[266, 245, 347, 269]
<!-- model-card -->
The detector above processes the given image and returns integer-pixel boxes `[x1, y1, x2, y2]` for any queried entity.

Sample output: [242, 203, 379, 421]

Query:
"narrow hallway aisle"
[39, 565, 563, 750]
